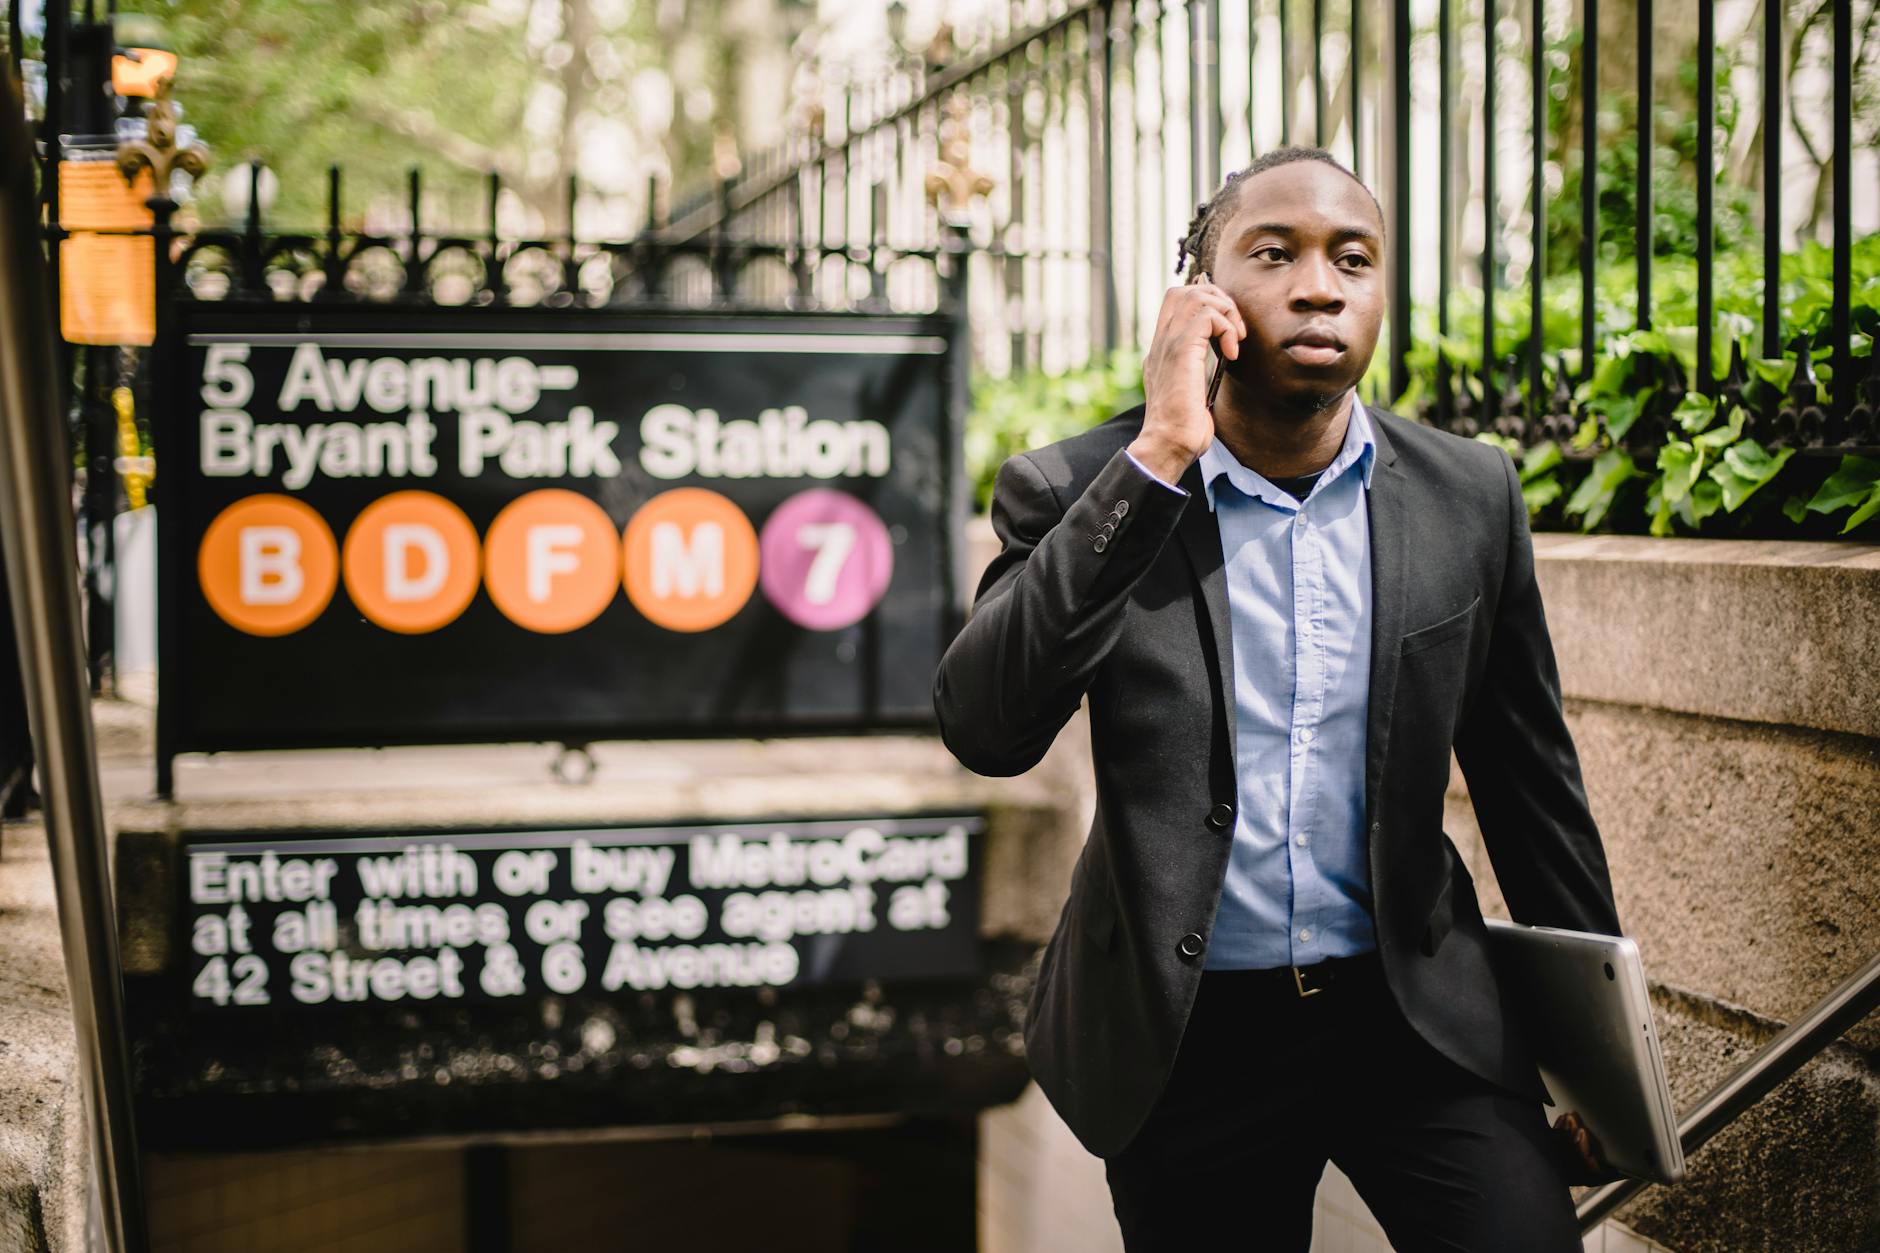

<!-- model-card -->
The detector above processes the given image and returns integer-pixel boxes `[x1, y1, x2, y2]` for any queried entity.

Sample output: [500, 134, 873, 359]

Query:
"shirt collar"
[1197, 395, 1378, 512]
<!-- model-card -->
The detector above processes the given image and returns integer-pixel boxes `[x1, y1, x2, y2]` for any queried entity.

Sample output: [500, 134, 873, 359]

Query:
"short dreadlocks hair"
[1173, 145, 1383, 279]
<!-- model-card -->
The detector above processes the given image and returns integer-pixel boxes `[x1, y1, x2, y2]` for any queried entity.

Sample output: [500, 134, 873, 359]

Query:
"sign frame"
[154, 300, 972, 789]
[170, 810, 988, 1016]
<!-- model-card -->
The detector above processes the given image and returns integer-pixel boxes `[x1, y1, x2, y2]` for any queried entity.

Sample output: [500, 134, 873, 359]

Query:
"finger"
[1186, 287, 1250, 341]
[1187, 308, 1240, 360]
[1155, 285, 1192, 338]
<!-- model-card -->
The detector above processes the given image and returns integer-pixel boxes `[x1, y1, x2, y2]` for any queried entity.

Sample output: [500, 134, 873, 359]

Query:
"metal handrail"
[0, 64, 147, 1253]
[1578, 952, 1880, 1233]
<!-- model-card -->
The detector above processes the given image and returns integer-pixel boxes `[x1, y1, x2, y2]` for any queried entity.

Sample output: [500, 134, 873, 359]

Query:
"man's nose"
[1288, 254, 1344, 310]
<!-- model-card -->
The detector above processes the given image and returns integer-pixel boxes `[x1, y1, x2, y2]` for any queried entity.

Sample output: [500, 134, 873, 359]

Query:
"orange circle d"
[197, 494, 339, 636]
[341, 491, 483, 634]
[482, 489, 620, 634]
[621, 488, 760, 633]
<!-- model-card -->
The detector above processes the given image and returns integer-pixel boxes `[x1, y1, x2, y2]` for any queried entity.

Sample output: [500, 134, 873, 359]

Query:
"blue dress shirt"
[1125, 400, 1379, 968]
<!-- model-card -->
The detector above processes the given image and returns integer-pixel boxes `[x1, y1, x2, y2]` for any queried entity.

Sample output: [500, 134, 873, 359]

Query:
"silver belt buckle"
[1291, 965, 1324, 998]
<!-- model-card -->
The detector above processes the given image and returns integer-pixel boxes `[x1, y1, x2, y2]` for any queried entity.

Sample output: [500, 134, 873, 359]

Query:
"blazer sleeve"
[1452, 449, 1624, 936]
[933, 445, 1190, 776]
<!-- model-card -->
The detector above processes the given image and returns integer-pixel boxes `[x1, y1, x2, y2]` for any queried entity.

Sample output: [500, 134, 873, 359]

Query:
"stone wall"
[1444, 535, 1880, 1253]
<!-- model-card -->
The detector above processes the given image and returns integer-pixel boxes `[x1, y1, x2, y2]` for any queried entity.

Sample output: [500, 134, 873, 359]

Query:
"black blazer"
[933, 402, 1622, 1159]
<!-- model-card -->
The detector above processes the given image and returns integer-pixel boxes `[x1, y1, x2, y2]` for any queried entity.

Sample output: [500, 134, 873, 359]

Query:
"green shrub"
[963, 234, 1879, 538]
[965, 349, 1144, 512]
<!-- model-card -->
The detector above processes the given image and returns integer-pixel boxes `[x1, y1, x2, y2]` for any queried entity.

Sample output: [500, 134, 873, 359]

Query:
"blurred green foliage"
[965, 351, 1144, 512]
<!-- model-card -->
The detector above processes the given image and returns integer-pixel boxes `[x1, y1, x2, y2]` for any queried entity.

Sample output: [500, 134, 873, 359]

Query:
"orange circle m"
[482, 489, 621, 634]
[197, 494, 340, 637]
[341, 491, 483, 634]
[621, 488, 760, 633]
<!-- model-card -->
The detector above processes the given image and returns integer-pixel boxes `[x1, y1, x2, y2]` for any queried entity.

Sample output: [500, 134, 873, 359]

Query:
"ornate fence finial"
[712, 128, 742, 182]
[115, 75, 209, 197]
[924, 96, 992, 226]
[924, 22, 956, 68]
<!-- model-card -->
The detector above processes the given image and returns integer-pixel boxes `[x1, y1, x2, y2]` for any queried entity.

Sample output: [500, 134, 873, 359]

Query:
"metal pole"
[1577, 952, 1880, 1232]
[1279, 0, 1292, 142]
[1830, 0, 1851, 419]
[1635, 0, 1652, 331]
[1483, 0, 1498, 423]
[1349, 0, 1361, 179]
[0, 62, 146, 1253]
[1312, 0, 1324, 147]
[1438, 0, 1453, 421]
[1761, 0, 1781, 358]
[1529, 0, 1545, 420]
[1091, 1, 1118, 353]
[1695, 0, 1714, 394]
[1389, 0, 1410, 403]
[1580, 0, 1597, 381]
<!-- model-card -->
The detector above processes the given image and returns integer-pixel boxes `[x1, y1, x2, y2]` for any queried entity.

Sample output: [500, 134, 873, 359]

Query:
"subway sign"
[179, 814, 984, 1012]
[158, 305, 964, 763]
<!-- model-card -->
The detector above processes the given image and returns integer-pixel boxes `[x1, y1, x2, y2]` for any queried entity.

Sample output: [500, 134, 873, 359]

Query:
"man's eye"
[1337, 253, 1373, 269]
[1252, 246, 1288, 262]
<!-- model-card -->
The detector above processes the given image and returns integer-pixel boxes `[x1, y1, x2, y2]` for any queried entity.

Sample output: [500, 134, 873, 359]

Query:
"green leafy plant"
[1391, 232, 1880, 538]
[968, 224, 1877, 539]
[965, 350, 1144, 511]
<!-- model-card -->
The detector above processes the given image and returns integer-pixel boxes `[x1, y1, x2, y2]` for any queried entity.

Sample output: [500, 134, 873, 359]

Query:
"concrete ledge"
[1534, 534, 1880, 740]
[0, 822, 89, 1253]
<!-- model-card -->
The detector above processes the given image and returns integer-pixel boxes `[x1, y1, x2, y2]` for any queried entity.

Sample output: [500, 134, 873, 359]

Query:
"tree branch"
[353, 99, 519, 179]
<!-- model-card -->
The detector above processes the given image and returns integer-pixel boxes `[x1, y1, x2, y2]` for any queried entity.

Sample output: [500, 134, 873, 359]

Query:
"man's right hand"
[1130, 277, 1247, 484]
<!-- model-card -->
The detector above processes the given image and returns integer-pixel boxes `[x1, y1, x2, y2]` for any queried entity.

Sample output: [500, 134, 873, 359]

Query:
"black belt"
[1201, 950, 1382, 999]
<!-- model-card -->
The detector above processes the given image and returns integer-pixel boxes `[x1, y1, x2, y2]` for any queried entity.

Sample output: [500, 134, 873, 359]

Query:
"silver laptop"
[1483, 919, 1686, 1185]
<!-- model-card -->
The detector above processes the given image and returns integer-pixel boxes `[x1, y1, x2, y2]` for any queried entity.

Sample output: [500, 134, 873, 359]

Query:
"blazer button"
[1206, 802, 1235, 830]
[1093, 535, 1108, 553]
[1178, 933, 1205, 958]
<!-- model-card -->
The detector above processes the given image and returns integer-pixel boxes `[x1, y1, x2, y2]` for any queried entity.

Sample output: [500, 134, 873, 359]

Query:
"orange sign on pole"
[58, 162, 157, 346]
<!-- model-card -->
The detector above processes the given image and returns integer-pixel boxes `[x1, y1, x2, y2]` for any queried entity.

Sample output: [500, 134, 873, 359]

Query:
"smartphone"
[1206, 338, 1225, 412]
[1194, 270, 1227, 413]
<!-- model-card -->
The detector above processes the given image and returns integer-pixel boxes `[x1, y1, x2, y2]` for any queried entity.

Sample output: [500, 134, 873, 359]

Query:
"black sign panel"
[181, 814, 983, 1013]
[158, 303, 964, 759]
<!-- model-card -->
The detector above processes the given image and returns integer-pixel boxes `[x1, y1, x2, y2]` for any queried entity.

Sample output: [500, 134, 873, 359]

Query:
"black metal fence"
[664, 0, 1876, 462]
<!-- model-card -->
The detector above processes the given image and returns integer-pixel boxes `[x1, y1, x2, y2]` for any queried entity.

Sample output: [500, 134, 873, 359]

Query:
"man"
[932, 146, 1622, 1250]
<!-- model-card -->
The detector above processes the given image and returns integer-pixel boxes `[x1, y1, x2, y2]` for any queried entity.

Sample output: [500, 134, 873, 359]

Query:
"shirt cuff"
[1125, 449, 1191, 496]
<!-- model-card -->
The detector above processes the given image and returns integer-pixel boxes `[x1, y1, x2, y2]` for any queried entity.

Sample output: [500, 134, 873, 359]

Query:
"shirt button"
[1298, 727, 1316, 744]
[1178, 932, 1206, 958]
[1295, 833, 1308, 846]
[1206, 802, 1235, 830]
[1294, 513, 1307, 529]
[1298, 928, 1312, 942]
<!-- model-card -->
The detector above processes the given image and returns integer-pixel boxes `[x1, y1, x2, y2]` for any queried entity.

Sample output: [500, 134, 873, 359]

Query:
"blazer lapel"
[1362, 412, 1407, 877]
[1174, 458, 1237, 771]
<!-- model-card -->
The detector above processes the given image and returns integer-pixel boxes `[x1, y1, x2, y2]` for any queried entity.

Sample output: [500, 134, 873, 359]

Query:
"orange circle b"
[341, 492, 482, 634]
[622, 488, 759, 632]
[197, 494, 339, 636]
[483, 489, 620, 634]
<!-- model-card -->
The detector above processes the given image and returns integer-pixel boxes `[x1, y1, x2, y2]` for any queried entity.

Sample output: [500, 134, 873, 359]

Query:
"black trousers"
[1102, 953, 1584, 1253]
